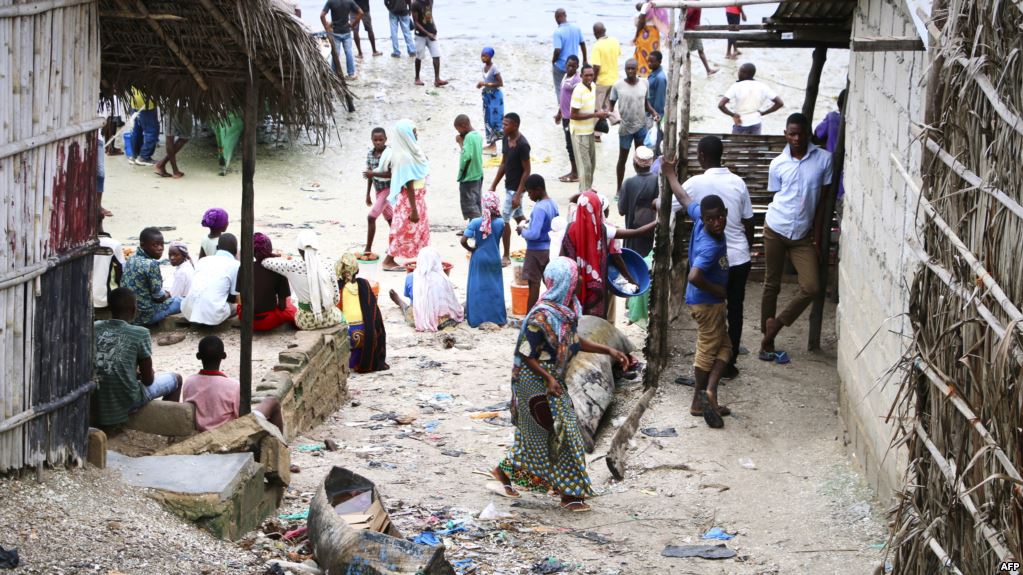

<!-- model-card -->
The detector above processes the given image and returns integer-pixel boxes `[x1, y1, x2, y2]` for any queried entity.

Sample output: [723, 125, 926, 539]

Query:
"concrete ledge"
[125, 400, 196, 437]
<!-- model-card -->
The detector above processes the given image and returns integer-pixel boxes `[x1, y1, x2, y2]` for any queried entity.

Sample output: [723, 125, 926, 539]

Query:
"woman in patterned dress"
[261, 231, 344, 330]
[491, 257, 629, 512]
[381, 119, 431, 271]
[634, 2, 669, 76]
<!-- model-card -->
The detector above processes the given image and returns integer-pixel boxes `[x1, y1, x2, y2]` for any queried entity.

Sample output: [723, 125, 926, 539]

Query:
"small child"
[363, 127, 392, 254]
[454, 114, 484, 225]
[199, 208, 229, 258]
[167, 241, 195, 298]
[180, 335, 283, 433]
[666, 156, 730, 429]
[122, 227, 181, 325]
[516, 174, 559, 310]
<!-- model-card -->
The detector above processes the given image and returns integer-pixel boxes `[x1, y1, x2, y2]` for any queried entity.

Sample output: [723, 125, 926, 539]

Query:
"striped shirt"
[569, 82, 597, 136]
[94, 319, 151, 426]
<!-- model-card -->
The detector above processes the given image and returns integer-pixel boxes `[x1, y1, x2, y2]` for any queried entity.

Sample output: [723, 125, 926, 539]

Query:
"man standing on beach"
[352, 0, 383, 58]
[760, 114, 832, 363]
[386, 0, 416, 57]
[554, 55, 581, 183]
[570, 65, 609, 191]
[590, 22, 621, 118]
[609, 58, 653, 195]
[411, 0, 447, 87]
[645, 50, 666, 154]
[321, 0, 363, 80]
[488, 113, 531, 266]
[718, 63, 784, 135]
[455, 115, 484, 225]
[552, 9, 587, 101]
[684, 7, 717, 77]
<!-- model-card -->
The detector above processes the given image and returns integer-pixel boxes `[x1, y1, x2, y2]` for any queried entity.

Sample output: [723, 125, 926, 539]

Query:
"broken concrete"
[124, 400, 196, 437]
[107, 451, 274, 540]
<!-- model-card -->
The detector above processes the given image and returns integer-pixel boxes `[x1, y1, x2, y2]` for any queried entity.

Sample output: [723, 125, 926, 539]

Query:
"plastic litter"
[661, 543, 736, 560]
[702, 527, 735, 540]
[531, 557, 568, 573]
[411, 531, 440, 546]
[478, 503, 513, 520]
[296, 444, 325, 452]
[739, 458, 757, 470]
[640, 427, 678, 437]
[279, 509, 310, 521]
[423, 421, 441, 432]
[433, 393, 454, 402]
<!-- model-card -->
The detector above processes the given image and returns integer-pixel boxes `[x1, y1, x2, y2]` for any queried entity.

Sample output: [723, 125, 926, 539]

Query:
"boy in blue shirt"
[517, 174, 559, 310]
[665, 157, 731, 429]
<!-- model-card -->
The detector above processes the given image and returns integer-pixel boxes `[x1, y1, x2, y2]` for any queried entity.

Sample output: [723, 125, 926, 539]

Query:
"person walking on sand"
[718, 63, 784, 135]
[381, 119, 431, 271]
[478, 47, 505, 153]
[386, 0, 416, 57]
[554, 55, 581, 183]
[490, 257, 629, 512]
[552, 8, 587, 101]
[570, 65, 609, 191]
[155, 106, 191, 178]
[684, 7, 718, 77]
[760, 114, 833, 364]
[670, 136, 754, 379]
[590, 21, 621, 136]
[488, 113, 531, 267]
[364, 127, 393, 254]
[725, 5, 747, 60]
[127, 87, 159, 167]
[454, 115, 484, 224]
[608, 58, 654, 195]
[320, 0, 363, 80]
[411, 0, 447, 87]
[352, 0, 383, 58]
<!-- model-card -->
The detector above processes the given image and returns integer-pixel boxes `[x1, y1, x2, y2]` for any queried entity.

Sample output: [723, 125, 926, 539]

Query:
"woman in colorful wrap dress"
[336, 253, 388, 373]
[382, 119, 432, 271]
[491, 257, 629, 512]
[478, 47, 504, 152]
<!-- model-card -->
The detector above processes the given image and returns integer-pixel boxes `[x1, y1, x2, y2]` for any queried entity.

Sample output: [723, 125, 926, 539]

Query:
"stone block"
[259, 435, 291, 486]
[125, 400, 196, 437]
[107, 451, 270, 540]
[87, 428, 107, 469]
[157, 412, 286, 457]
[278, 351, 309, 367]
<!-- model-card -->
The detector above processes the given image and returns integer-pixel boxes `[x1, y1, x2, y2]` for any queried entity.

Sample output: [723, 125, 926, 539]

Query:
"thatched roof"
[99, 0, 349, 132]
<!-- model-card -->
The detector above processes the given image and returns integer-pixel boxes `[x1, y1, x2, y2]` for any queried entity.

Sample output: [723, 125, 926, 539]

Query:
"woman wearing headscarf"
[461, 191, 506, 327]
[167, 241, 195, 298]
[410, 246, 463, 331]
[381, 119, 431, 272]
[261, 231, 343, 330]
[336, 253, 388, 373]
[561, 191, 610, 318]
[199, 208, 230, 259]
[478, 47, 505, 152]
[490, 257, 629, 512]
[238, 233, 296, 332]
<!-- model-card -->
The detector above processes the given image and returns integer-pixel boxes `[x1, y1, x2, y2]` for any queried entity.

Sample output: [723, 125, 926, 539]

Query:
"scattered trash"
[296, 444, 325, 452]
[661, 544, 736, 560]
[412, 531, 441, 546]
[482, 416, 514, 427]
[702, 527, 735, 540]
[0, 545, 18, 569]
[423, 421, 441, 432]
[674, 376, 696, 387]
[441, 449, 465, 457]
[478, 502, 513, 520]
[452, 558, 476, 573]
[739, 458, 757, 470]
[370, 412, 396, 421]
[571, 531, 612, 545]
[279, 509, 309, 521]
[699, 482, 730, 492]
[265, 560, 323, 575]
[640, 427, 678, 437]
[640, 488, 658, 496]
[265, 563, 286, 575]
[433, 393, 454, 402]
[469, 411, 502, 420]
[467, 401, 510, 412]
[283, 526, 308, 540]
[531, 557, 568, 573]
[367, 461, 397, 470]
[324, 439, 339, 452]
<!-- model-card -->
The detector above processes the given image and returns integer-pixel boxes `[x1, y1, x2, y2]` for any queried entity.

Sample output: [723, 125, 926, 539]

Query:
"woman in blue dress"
[478, 47, 504, 154]
[461, 192, 507, 327]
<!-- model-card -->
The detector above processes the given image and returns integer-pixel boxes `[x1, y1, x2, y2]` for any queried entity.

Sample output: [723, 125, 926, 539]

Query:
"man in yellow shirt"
[128, 88, 160, 167]
[590, 22, 621, 113]
[570, 65, 610, 191]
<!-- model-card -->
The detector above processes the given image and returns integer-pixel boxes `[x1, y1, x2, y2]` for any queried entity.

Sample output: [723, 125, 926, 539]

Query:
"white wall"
[836, 0, 926, 498]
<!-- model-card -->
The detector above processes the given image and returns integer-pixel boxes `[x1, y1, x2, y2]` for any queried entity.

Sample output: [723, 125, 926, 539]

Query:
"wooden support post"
[801, 46, 827, 120]
[239, 78, 259, 415]
[807, 79, 846, 351]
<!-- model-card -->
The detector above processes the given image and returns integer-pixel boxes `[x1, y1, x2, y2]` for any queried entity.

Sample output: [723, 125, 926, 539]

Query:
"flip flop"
[774, 351, 791, 365]
[674, 375, 696, 387]
[558, 175, 579, 183]
[758, 350, 776, 362]
[560, 501, 591, 513]
[382, 266, 406, 272]
[485, 480, 520, 499]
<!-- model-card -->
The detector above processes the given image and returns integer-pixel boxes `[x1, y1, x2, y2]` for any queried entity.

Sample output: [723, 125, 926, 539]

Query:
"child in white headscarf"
[261, 231, 344, 330]
[388, 246, 464, 332]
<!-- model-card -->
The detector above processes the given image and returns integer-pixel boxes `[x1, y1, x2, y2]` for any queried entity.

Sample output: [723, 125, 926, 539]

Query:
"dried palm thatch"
[99, 0, 350, 134]
[888, 1, 1023, 573]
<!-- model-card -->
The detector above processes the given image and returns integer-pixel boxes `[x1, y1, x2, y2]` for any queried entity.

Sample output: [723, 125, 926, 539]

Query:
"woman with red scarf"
[561, 191, 610, 317]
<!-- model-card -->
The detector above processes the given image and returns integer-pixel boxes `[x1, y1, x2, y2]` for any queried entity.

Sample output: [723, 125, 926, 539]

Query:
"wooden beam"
[692, 23, 764, 31]
[0, 0, 93, 18]
[651, 0, 779, 8]
[851, 36, 925, 51]
[195, 0, 287, 97]
[952, 57, 1023, 137]
[801, 46, 827, 120]
[98, 10, 184, 21]
[0, 118, 105, 161]
[239, 79, 259, 416]
[115, 0, 208, 91]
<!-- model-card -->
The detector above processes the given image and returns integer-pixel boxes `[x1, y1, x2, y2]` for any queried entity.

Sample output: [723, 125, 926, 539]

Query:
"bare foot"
[560, 497, 591, 512]
[708, 68, 719, 76]
[172, 171, 185, 179]
[154, 167, 171, 178]
[501, 256, 511, 268]
[414, 78, 425, 86]
[558, 172, 579, 183]
[356, 53, 363, 60]
[490, 466, 520, 498]
[373, 51, 383, 56]
[100, 207, 113, 217]
[434, 79, 448, 87]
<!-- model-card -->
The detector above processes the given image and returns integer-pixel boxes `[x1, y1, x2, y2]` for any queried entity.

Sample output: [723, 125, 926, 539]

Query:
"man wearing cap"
[618, 145, 659, 326]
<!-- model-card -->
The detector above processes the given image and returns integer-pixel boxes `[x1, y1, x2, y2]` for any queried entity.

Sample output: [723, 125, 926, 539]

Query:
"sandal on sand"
[382, 266, 405, 272]
[699, 391, 724, 429]
[485, 480, 520, 499]
[773, 351, 791, 364]
[560, 500, 591, 512]
[558, 175, 579, 183]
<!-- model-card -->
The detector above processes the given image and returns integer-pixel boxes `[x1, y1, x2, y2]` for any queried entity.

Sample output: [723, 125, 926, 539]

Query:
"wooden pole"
[801, 46, 827, 120]
[807, 79, 846, 351]
[239, 78, 259, 416]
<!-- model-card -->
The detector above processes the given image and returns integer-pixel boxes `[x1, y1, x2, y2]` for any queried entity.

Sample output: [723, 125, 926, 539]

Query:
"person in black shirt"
[487, 113, 531, 266]
[352, 0, 382, 58]
[320, 0, 363, 79]
[411, 0, 447, 87]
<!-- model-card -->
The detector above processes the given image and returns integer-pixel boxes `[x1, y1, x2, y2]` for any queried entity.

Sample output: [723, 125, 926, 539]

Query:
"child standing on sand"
[363, 127, 393, 254]
[454, 114, 484, 225]
[199, 208, 229, 258]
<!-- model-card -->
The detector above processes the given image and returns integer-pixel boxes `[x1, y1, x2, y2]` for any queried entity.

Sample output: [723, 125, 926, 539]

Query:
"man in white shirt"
[760, 113, 833, 360]
[182, 233, 240, 326]
[718, 63, 784, 135]
[670, 136, 754, 378]
[93, 216, 126, 309]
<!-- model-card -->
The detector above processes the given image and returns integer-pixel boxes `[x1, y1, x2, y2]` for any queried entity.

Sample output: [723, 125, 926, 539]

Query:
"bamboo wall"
[890, 0, 1023, 571]
[0, 0, 102, 473]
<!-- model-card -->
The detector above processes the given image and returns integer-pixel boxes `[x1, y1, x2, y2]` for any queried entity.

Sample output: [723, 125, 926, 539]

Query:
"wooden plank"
[97, 11, 184, 21]
[850, 36, 925, 52]
[0, 118, 104, 161]
[650, 0, 780, 8]
[0, 0, 93, 19]
[239, 78, 259, 415]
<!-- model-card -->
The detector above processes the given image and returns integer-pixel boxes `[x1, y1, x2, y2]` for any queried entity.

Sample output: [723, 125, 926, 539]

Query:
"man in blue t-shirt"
[665, 156, 731, 430]
[552, 8, 587, 101]
[518, 174, 559, 310]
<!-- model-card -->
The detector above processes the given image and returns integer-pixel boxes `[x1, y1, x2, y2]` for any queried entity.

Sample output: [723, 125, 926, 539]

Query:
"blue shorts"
[130, 372, 179, 411]
[619, 127, 648, 150]
[501, 188, 525, 221]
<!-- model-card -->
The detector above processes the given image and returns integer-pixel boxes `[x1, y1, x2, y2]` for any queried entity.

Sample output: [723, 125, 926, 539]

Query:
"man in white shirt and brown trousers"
[718, 63, 784, 135]
[759, 113, 833, 363]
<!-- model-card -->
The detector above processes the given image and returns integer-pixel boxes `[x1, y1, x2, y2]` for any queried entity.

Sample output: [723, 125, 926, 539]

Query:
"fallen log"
[606, 385, 659, 480]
